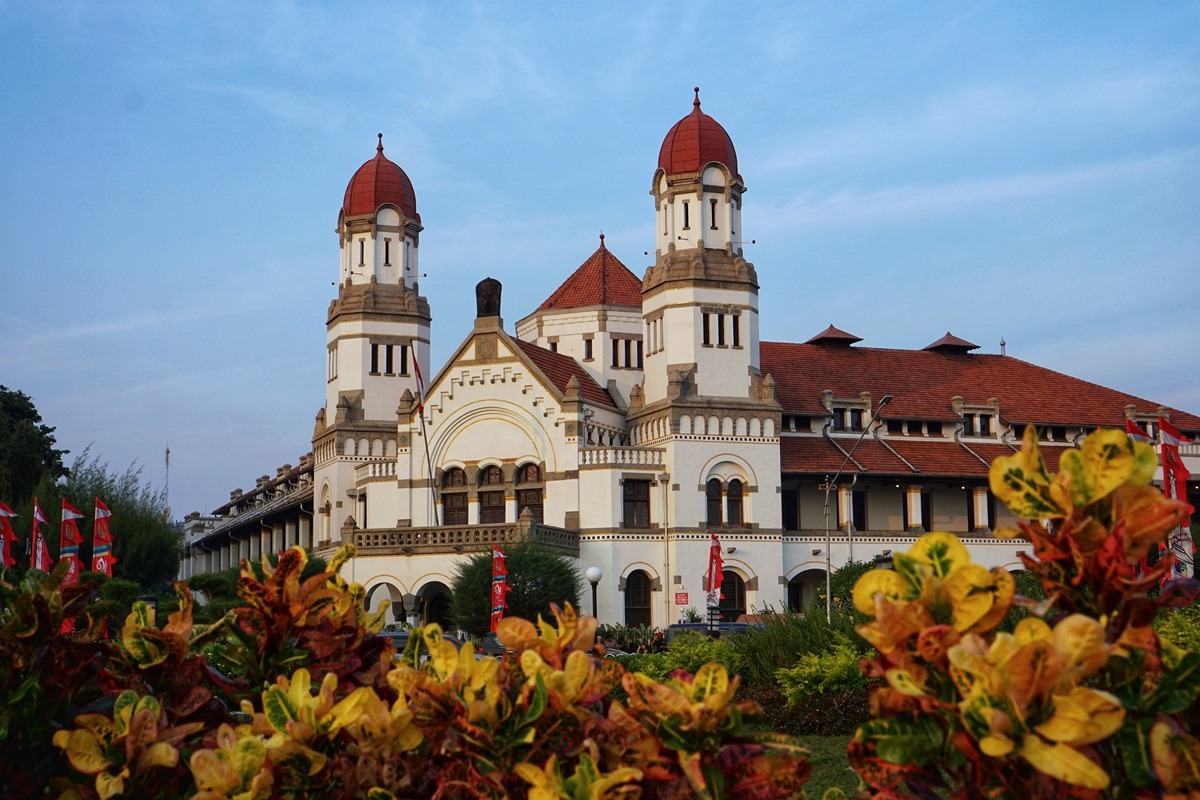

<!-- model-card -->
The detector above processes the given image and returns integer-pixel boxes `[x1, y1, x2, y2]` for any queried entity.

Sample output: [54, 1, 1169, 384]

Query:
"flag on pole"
[1125, 419, 1152, 443]
[31, 498, 50, 571]
[92, 498, 117, 576]
[489, 543, 510, 633]
[60, 499, 86, 586]
[0, 501, 18, 568]
[412, 351, 426, 415]
[705, 532, 725, 610]
[1158, 417, 1194, 580]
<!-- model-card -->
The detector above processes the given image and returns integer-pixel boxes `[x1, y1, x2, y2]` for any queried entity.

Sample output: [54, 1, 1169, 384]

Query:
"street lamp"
[823, 394, 893, 623]
[585, 566, 603, 621]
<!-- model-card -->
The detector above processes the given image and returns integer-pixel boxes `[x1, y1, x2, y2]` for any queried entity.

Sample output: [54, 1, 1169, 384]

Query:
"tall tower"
[632, 89, 781, 536]
[312, 135, 431, 540]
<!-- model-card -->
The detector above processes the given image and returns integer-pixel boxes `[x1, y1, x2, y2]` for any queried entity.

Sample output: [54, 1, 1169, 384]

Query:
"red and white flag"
[31, 498, 50, 571]
[705, 532, 725, 610]
[92, 498, 117, 576]
[489, 543, 510, 633]
[412, 351, 426, 415]
[1158, 417, 1194, 580]
[60, 499, 86, 586]
[1125, 419, 1152, 443]
[0, 501, 18, 568]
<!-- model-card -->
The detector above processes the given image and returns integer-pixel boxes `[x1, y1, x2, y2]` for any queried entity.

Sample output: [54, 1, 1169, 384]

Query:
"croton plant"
[848, 427, 1200, 798]
[2, 538, 813, 798]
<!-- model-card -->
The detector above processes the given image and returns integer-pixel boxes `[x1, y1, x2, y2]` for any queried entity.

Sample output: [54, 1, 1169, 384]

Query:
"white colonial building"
[182, 92, 1200, 630]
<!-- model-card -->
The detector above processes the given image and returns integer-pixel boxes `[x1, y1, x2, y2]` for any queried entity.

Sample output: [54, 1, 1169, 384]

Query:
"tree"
[449, 541, 581, 636]
[0, 386, 67, 505]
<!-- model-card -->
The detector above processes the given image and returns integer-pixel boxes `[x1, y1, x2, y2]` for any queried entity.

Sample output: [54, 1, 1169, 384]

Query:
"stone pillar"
[299, 515, 312, 549]
[905, 485, 924, 532]
[272, 524, 284, 555]
[250, 533, 261, 560]
[505, 497, 518, 524]
[836, 487, 853, 531]
[972, 487, 991, 533]
[468, 499, 479, 525]
[285, 519, 298, 549]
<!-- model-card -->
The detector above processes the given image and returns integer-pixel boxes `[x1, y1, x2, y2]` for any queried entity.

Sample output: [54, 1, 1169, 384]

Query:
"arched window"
[516, 463, 543, 523]
[706, 479, 723, 527]
[727, 479, 743, 527]
[479, 466, 505, 524]
[441, 468, 467, 525]
[624, 570, 652, 629]
[719, 570, 746, 621]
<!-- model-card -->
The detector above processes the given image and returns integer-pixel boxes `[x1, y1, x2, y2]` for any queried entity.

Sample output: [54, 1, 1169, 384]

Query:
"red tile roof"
[761, 341, 1200, 429]
[513, 339, 616, 408]
[537, 235, 643, 311]
[779, 435, 1073, 477]
[805, 324, 862, 345]
[342, 134, 419, 222]
[923, 332, 979, 353]
[657, 88, 740, 179]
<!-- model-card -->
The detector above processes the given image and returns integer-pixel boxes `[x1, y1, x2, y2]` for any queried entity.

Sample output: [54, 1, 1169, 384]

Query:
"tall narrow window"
[979, 415, 992, 436]
[441, 469, 467, 525]
[731, 316, 740, 347]
[611, 340, 620, 368]
[706, 479, 723, 527]
[515, 463, 543, 523]
[400, 345, 409, 375]
[624, 339, 632, 368]
[384, 345, 393, 374]
[479, 466, 505, 524]
[717, 314, 726, 346]
[622, 480, 651, 528]
[719, 571, 746, 620]
[849, 408, 863, 431]
[709, 198, 718, 229]
[550, 341, 558, 353]
[358, 240, 365, 266]
[384, 238, 391, 265]
[624, 570, 653, 628]
[636, 339, 643, 369]
[727, 479, 743, 527]
[584, 338, 593, 360]
[702, 314, 712, 346]
[682, 201, 690, 229]
[370, 343, 380, 374]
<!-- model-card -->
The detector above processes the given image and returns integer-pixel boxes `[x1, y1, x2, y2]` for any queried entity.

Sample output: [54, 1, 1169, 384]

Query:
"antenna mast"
[164, 445, 171, 516]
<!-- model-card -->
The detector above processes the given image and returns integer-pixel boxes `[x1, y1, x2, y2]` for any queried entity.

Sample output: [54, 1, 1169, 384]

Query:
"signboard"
[674, 592, 689, 605]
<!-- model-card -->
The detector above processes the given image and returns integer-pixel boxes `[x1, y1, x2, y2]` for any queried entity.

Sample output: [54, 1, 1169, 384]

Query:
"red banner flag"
[31, 498, 50, 571]
[489, 543, 510, 633]
[60, 499, 86, 586]
[705, 531, 724, 610]
[92, 498, 117, 576]
[0, 501, 18, 568]
[1159, 417, 1194, 580]
[1125, 419, 1152, 443]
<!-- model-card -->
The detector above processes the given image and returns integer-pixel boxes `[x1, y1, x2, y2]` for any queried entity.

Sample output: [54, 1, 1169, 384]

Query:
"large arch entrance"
[718, 570, 747, 621]
[418, 581, 453, 628]
[623, 569, 653, 629]
[364, 581, 405, 628]
[787, 568, 827, 613]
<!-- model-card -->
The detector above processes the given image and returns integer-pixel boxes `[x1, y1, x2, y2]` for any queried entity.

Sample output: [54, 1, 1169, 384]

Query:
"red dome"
[342, 134, 420, 222]
[657, 88, 740, 180]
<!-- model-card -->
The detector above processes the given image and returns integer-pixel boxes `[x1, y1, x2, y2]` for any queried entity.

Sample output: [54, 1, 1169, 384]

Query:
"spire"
[693, 86, 701, 110]
[376, 132, 384, 155]
[599, 231, 606, 248]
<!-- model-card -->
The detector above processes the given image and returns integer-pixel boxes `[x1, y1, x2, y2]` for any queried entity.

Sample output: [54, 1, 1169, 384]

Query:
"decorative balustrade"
[355, 460, 397, 481]
[351, 521, 579, 557]
[578, 446, 664, 467]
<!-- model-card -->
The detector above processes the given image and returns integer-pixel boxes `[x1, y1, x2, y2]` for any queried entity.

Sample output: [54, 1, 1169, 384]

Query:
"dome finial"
[693, 86, 701, 109]
[599, 231, 605, 247]
[376, 132, 384, 154]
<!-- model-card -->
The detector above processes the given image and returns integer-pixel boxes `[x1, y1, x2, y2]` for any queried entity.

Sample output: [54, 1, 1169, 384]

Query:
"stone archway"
[418, 580, 453, 629]
[786, 568, 827, 613]
[364, 581, 406, 628]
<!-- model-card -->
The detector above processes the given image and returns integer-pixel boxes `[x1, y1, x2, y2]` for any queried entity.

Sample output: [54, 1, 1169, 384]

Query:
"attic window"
[927, 421, 943, 436]
[887, 420, 904, 435]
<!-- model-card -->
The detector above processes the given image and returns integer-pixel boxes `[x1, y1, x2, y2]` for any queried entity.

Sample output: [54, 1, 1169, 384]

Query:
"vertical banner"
[1159, 417, 1194, 580]
[31, 498, 50, 571]
[489, 543, 510, 633]
[0, 501, 18, 568]
[60, 499, 86, 586]
[92, 498, 117, 576]
[705, 531, 724, 611]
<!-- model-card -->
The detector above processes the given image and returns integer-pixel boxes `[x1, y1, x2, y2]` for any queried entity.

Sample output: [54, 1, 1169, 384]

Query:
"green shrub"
[620, 630, 740, 683]
[776, 636, 869, 704]
[449, 540, 580, 636]
[1156, 603, 1200, 653]
[596, 623, 657, 652]
[728, 606, 867, 689]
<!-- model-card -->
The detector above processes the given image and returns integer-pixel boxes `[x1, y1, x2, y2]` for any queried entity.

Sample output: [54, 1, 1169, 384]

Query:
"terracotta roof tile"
[923, 332, 980, 353]
[657, 88, 740, 179]
[342, 134, 419, 222]
[513, 339, 616, 408]
[804, 324, 862, 345]
[780, 436, 1074, 478]
[762, 341, 1200, 429]
[779, 437, 911, 475]
[537, 235, 643, 311]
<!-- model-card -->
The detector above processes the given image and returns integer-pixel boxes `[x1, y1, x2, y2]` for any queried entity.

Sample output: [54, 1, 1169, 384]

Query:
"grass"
[797, 735, 857, 798]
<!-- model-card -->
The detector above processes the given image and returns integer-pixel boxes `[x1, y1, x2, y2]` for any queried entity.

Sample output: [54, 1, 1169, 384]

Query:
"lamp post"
[585, 566, 603, 621]
[823, 394, 893, 622]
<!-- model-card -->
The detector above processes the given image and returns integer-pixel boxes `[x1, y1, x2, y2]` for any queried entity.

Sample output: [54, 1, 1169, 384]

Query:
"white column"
[837, 487, 853, 531]
[972, 488, 990, 533]
[299, 515, 312, 549]
[285, 519, 298, 549]
[906, 485, 924, 532]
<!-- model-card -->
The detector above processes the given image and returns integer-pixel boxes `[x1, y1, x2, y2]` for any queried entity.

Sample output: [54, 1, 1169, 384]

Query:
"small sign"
[674, 592, 689, 605]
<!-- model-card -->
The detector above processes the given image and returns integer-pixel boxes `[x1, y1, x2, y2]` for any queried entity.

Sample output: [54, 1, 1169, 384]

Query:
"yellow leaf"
[944, 563, 996, 633]
[1052, 614, 1108, 680]
[54, 729, 111, 775]
[971, 568, 1016, 633]
[95, 770, 128, 800]
[908, 532, 972, 579]
[1013, 617, 1052, 645]
[135, 742, 179, 772]
[496, 617, 538, 652]
[692, 662, 731, 709]
[989, 428, 1064, 518]
[852, 569, 908, 616]
[1020, 734, 1109, 790]
[324, 688, 374, 733]
[980, 735, 1016, 757]
[1055, 429, 1136, 508]
[885, 669, 926, 697]
[1127, 441, 1158, 486]
[1036, 688, 1124, 746]
[562, 650, 591, 700]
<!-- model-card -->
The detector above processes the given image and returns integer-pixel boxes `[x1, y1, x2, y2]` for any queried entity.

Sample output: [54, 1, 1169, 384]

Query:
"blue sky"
[1, 2, 1197, 518]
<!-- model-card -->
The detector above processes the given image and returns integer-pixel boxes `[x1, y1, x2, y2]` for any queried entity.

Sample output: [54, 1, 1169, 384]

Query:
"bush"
[596, 622, 658, 652]
[728, 606, 868, 689]
[619, 629, 740, 683]
[775, 635, 869, 704]
[1156, 603, 1200, 653]
[448, 540, 580, 636]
